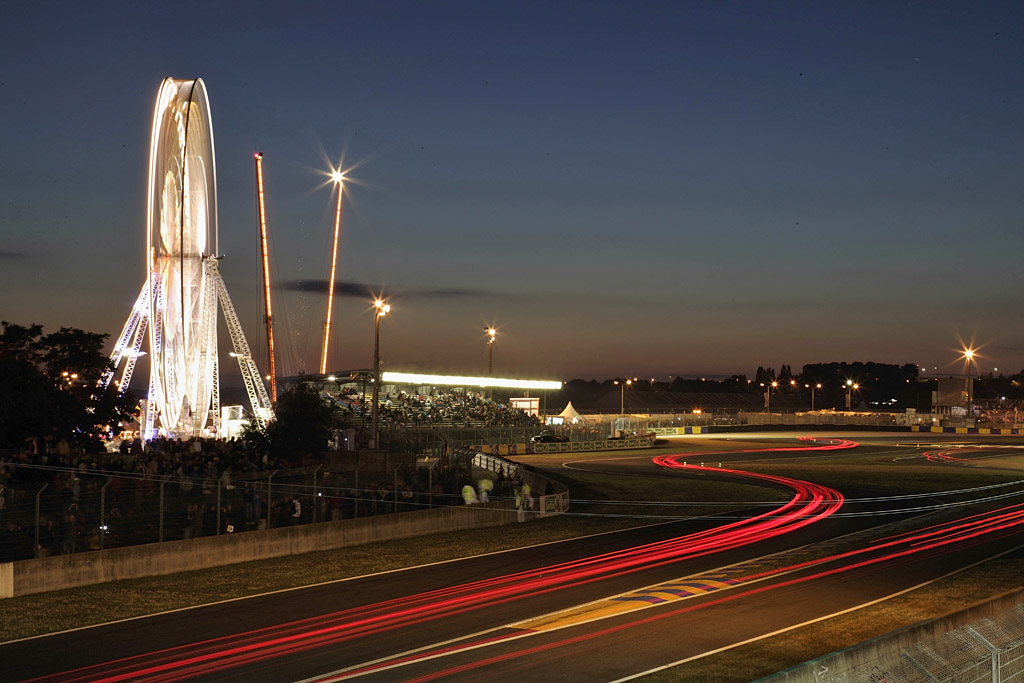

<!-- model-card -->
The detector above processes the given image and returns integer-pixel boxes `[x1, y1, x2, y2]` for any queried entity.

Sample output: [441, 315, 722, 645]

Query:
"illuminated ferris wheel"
[104, 77, 272, 438]
[146, 78, 218, 434]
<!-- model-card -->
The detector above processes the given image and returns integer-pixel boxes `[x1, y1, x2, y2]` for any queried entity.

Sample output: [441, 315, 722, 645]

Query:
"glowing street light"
[614, 378, 633, 413]
[371, 298, 390, 449]
[845, 380, 860, 410]
[764, 380, 779, 412]
[485, 327, 496, 375]
[806, 382, 822, 411]
[962, 348, 977, 415]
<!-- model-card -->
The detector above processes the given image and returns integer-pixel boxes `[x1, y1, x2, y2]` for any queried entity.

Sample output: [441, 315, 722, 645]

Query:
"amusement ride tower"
[102, 78, 274, 438]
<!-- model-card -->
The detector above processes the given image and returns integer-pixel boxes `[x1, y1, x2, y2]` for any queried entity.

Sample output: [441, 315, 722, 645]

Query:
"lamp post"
[320, 171, 344, 375]
[764, 380, 778, 412]
[485, 327, 496, 375]
[371, 298, 390, 449]
[962, 348, 976, 418]
[806, 382, 821, 411]
[845, 380, 859, 410]
[615, 379, 632, 413]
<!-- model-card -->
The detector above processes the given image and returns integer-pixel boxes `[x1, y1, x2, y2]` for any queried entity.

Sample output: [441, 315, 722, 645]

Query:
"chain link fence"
[0, 450, 487, 562]
[761, 593, 1024, 683]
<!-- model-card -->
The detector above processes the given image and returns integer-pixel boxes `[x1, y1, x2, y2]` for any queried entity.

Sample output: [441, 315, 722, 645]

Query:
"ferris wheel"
[146, 78, 219, 434]
[104, 77, 272, 438]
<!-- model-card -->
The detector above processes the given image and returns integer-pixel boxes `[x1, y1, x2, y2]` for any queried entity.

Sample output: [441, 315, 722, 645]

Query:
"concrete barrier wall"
[759, 587, 1024, 683]
[1, 503, 521, 598]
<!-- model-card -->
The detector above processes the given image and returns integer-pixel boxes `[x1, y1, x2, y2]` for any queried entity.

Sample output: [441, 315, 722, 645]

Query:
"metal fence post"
[966, 626, 1001, 683]
[353, 468, 359, 519]
[34, 483, 49, 554]
[394, 469, 398, 514]
[159, 478, 166, 543]
[99, 477, 112, 550]
[267, 470, 277, 530]
[312, 465, 322, 524]
[216, 480, 222, 535]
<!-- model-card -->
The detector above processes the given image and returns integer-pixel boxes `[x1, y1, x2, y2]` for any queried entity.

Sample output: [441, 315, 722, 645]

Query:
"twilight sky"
[2, 1, 1023, 384]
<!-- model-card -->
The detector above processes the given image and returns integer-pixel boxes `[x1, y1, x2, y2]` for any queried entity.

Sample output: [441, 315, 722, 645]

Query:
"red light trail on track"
[325, 501, 1024, 682]
[25, 438, 852, 683]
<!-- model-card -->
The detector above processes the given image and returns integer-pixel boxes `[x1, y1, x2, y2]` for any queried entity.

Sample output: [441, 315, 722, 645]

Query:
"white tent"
[558, 402, 582, 422]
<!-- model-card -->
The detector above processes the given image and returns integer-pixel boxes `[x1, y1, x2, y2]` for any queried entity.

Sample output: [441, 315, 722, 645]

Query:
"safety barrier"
[472, 436, 655, 456]
[912, 425, 1024, 435]
[759, 588, 1024, 683]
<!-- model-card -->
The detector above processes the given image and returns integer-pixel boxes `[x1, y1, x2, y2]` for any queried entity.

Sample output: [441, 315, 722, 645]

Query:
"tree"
[0, 321, 135, 450]
[246, 381, 334, 463]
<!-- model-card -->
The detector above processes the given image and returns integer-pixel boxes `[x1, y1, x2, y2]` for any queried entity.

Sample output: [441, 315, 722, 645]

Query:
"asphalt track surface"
[6, 432, 1024, 683]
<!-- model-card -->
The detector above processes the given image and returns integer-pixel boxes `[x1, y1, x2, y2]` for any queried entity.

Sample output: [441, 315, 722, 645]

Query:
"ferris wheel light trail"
[145, 78, 218, 434]
[320, 173, 344, 375]
[254, 152, 277, 403]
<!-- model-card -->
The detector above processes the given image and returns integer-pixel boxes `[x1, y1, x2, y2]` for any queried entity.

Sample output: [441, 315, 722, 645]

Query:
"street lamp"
[371, 298, 390, 449]
[806, 382, 822, 411]
[320, 171, 345, 375]
[485, 327, 496, 375]
[962, 348, 976, 416]
[614, 379, 632, 413]
[764, 380, 778, 412]
[845, 380, 859, 410]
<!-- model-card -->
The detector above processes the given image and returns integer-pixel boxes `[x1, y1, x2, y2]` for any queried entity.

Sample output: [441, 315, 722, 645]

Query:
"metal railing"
[0, 459, 474, 562]
[760, 595, 1024, 683]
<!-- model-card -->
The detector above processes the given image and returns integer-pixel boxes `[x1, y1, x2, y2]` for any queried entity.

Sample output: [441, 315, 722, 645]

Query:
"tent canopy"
[558, 401, 582, 419]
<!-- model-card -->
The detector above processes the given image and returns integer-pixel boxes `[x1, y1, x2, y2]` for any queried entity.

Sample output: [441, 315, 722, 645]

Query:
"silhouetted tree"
[246, 382, 334, 463]
[0, 321, 133, 450]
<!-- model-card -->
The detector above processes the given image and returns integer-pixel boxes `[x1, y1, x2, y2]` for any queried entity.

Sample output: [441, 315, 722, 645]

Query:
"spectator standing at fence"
[202, 504, 217, 536]
[477, 478, 492, 503]
[61, 510, 79, 554]
[291, 496, 302, 525]
[252, 484, 263, 526]
[179, 506, 193, 539]
[521, 482, 534, 510]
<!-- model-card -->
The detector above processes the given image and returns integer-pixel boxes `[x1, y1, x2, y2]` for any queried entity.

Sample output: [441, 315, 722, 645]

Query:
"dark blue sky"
[2, 1, 1022, 381]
